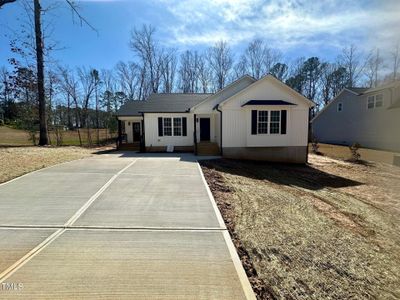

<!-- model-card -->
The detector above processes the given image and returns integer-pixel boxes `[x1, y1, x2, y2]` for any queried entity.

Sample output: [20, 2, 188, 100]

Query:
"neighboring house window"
[367, 94, 383, 109]
[257, 111, 268, 134]
[163, 118, 172, 136]
[337, 102, 343, 112]
[367, 96, 375, 109]
[375, 94, 383, 107]
[173, 117, 182, 136]
[270, 110, 281, 134]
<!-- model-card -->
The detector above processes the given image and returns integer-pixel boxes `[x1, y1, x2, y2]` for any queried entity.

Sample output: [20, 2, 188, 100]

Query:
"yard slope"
[200, 155, 400, 299]
[0, 147, 99, 183]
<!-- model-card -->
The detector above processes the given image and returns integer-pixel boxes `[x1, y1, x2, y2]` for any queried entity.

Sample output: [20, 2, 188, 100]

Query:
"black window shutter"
[182, 117, 187, 136]
[158, 117, 163, 136]
[251, 110, 257, 135]
[281, 110, 287, 134]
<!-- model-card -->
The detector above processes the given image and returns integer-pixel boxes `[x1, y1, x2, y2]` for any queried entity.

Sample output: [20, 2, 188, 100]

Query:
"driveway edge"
[196, 162, 256, 300]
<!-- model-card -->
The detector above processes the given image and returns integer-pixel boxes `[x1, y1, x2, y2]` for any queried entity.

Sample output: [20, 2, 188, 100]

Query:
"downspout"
[193, 113, 197, 155]
[216, 104, 223, 156]
[306, 108, 310, 164]
[141, 112, 146, 153]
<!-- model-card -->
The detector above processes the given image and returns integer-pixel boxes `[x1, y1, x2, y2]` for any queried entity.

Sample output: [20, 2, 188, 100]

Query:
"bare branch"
[65, 0, 98, 35]
[0, 0, 16, 8]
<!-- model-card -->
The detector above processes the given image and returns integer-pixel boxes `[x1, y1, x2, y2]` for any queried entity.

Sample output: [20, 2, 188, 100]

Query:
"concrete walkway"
[0, 153, 255, 299]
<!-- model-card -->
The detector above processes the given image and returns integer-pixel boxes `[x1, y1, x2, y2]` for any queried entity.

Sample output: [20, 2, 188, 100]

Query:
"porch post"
[140, 113, 146, 153]
[193, 114, 197, 155]
[117, 119, 122, 149]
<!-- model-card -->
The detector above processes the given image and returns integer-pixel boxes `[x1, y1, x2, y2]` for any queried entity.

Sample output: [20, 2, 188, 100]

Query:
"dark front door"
[132, 122, 141, 142]
[200, 118, 210, 141]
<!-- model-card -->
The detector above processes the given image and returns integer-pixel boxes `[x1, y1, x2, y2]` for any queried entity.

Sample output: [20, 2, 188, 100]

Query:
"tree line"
[1, 21, 399, 146]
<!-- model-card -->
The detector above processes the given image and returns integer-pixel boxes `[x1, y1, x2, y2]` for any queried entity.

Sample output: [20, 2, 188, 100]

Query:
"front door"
[200, 118, 210, 141]
[132, 122, 141, 142]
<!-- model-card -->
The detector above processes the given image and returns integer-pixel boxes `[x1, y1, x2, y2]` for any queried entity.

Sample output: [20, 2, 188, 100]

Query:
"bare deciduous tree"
[115, 61, 140, 99]
[339, 44, 368, 87]
[197, 55, 212, 93]
[391, 42, 400, 81]
[160, 49, 177, 93]
[208, 40, 233, 90]
[365, 48, 384, 88]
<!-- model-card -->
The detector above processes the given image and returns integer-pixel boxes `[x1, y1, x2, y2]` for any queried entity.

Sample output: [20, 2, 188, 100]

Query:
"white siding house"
[116, 75, 314, 163]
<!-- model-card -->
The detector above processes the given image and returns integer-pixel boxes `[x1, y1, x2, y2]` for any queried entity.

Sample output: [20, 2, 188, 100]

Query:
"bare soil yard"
[0, 146, 107, 183]
[200, 155, 400, 299]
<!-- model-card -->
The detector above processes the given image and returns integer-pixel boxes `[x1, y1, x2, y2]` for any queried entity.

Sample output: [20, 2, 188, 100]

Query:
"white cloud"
[156, 0, 400, 57]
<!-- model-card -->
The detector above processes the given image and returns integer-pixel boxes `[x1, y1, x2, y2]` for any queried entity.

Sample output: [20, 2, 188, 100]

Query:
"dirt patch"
[0, 146, 113, 183]
[200, 155, 400, 299]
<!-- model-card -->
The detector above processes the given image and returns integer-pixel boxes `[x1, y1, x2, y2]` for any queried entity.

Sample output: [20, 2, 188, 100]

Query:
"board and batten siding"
[221, 77, 310, 148]
[144, 113, 194, 147]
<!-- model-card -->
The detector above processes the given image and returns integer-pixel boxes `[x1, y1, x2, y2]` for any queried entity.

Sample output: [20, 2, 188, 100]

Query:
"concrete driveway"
[0, 153, 255, 299]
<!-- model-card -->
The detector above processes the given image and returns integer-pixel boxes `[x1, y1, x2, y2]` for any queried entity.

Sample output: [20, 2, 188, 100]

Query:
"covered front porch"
[194, 113, 221, 156]
[117, 116, 144, 151]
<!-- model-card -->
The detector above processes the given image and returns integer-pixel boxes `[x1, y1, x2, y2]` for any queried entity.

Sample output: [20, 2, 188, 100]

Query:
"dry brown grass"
[0, 146, 103, 183]
[0, 126, 33, 146]
[310, 143, 398, 165]
[0, 126, 117, 146]
[200, 155, 400, 299]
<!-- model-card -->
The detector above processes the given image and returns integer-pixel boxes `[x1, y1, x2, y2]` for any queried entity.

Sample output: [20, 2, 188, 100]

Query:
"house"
[311, 81, 400, 152]
[116, 75, 315, 163]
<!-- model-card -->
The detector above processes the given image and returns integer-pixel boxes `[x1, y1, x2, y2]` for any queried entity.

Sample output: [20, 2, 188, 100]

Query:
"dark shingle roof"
[241, 100, 296, 106]
[346, 87, 369, 95]
[116, 93, 212, 116]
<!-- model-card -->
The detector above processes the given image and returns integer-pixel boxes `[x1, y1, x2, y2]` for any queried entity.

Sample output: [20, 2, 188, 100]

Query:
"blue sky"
[0, 0, 399, 70]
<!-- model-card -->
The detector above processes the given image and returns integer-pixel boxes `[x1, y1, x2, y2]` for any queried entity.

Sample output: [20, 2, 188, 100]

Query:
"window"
[257, 111, 268, 134]
[367, 96, 375, 109]
[257, 111, 281, 134]
[367, 94, 383, 109]
[375, 94, 383, 107]
[163, 118, 172, 136]
[270, 111, 280, 134]
[162, 117, 183, 136]
[173, 117, 182, 136]
[337, 102, 343, 112]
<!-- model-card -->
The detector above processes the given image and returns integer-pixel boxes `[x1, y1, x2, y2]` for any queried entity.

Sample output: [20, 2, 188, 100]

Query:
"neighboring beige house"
[116, 75, 314, 163]
[311, 81, 400, 152]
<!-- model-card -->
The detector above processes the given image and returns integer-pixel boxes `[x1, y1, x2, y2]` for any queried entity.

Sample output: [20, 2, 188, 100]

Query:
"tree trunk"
[67, 94, 72, 129]
[34, 0, 48, 145]
[95, 88, 99, 145]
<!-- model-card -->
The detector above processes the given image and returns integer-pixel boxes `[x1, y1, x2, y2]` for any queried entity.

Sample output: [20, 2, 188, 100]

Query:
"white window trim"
[367, 94, 384, 110]
[163, 117, 183, 137]
[173, 117, 183, 136]
[256, 110, 281, 135]
[257, 111, 269, 135]
[269, 110, 281, 135]
[163, 117, 172, 136]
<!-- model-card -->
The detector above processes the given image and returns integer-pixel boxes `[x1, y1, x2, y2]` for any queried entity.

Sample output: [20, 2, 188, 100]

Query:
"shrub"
[28, 130, 37, 146]
[349, 142, 361, 162]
